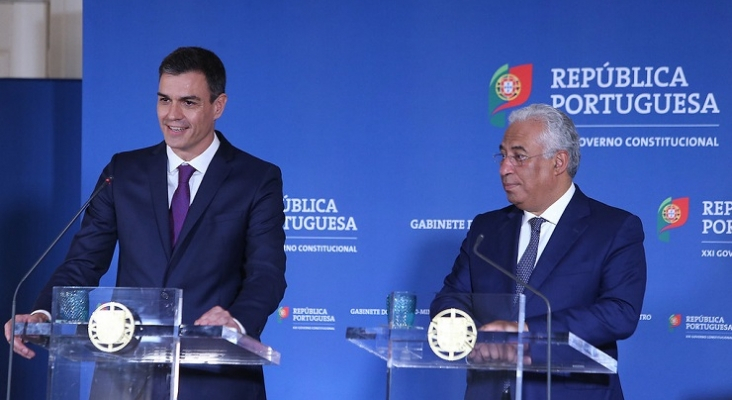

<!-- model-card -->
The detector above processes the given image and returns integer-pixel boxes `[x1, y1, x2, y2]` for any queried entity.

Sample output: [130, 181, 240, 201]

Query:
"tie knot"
[529, 217, 545, 232]
[178, 164, 196, 183]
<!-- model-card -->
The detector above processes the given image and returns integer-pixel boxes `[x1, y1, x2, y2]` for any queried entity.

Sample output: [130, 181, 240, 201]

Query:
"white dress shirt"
[516, 183, 576, 268]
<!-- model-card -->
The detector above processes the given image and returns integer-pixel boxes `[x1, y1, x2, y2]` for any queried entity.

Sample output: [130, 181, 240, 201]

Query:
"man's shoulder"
[227, 145, 279, 169]
[472, 204, 520, 225]
[112, 141, 164, 160]
[583, 193, 637, 220]
[572, 190, 643, 236]
[216, 133, 282, 172]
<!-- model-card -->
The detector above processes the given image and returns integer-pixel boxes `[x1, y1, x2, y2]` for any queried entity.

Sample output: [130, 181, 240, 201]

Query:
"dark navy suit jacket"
[433, 187, 646, 400]
[35, 132, 287, 400]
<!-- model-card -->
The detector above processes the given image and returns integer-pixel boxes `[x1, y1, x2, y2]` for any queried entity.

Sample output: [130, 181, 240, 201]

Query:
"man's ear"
[213, 93, 228, 120]
[553, 150, 569, 175]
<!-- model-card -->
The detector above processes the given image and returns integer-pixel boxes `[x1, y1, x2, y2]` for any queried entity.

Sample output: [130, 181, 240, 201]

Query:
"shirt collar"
[166, 133, 221, 173]
[523, 183, 576, 226]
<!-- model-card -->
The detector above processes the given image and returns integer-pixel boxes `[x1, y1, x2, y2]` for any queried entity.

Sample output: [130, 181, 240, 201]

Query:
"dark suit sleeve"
[526, 213, 647, 346]
[226, 164, 287, 339]
[431, 211, 522, 326]
[430, 236, 476, 317]
[33, 164, 119, 312]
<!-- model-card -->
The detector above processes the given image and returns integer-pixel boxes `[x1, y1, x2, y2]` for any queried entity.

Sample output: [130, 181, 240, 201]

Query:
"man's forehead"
[158, 73, 210, 99]
[159, 72, 207, 87]
[501, 120, 544, 149]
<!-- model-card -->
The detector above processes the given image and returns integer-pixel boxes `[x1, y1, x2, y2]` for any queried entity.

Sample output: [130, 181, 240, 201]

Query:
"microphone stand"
[473, 234, 552, 400]
[6, 177, 112, 400]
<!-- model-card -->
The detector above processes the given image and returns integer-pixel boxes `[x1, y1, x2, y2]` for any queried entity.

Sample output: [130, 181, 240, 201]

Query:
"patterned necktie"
[170, 164, 196, 246]
[515, 217, 546, 295]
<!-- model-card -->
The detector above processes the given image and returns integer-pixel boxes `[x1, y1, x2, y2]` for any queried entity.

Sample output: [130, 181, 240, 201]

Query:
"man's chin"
[502, 189, 517, 200]
[505, 193, 524, 208]
[164, 131, 187, 142]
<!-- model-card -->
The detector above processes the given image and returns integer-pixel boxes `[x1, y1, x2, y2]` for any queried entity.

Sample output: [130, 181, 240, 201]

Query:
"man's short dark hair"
[159, 47, 226, 102]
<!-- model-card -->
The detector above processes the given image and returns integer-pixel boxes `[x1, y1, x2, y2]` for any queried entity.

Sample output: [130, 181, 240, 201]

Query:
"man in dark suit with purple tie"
[432, 104, 646, 399]
[5, 46, 287, 400]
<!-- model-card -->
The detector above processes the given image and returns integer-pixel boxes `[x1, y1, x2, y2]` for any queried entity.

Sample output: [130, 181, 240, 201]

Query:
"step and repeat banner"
[78, 1, 730, 399]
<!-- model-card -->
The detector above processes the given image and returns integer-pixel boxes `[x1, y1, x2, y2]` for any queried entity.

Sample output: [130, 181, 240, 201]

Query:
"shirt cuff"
[232, 318, 246, 335]
[30, 310, 51, 322]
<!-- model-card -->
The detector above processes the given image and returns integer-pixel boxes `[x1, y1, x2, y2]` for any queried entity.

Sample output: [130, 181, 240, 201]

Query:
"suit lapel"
[147, 142, 174, 261]
[496, 208, 522, 274]
[170, 134, 234, 260]
[526, 188, 591, 301]
[474, 207, 522, 293]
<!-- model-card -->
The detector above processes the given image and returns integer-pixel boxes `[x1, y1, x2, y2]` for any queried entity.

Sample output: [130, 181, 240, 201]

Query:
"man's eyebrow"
[498, 144, 528, 153]
[510, 145, 528, 153]
[180, 95, 202, 102]
[156, 92, 202, 102]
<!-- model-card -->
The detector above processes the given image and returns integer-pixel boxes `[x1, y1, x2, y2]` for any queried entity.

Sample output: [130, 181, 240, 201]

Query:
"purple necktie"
[170, 164, 196, 246]
[515, 217, 545, 296]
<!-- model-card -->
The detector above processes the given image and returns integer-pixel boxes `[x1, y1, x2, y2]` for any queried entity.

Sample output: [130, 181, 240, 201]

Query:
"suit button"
[161, 291, 169, 300]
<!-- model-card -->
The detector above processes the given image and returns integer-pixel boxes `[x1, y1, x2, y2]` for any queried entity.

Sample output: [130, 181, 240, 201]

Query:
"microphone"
[472, 234, 553, 400]
[6, 176, 113, 400]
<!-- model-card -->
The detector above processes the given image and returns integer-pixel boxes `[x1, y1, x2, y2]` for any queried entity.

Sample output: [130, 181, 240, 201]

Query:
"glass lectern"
[13, 287, 280, 400]
[346, 293, 617, 400]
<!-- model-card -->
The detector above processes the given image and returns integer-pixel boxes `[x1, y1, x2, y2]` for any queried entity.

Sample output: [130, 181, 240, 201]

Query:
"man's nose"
[165, 102, 183, 119]
[498, 157, 513, 176]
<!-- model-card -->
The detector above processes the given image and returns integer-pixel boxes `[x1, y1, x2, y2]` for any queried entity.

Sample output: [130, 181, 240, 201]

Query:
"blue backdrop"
[3, 1, 732, 399]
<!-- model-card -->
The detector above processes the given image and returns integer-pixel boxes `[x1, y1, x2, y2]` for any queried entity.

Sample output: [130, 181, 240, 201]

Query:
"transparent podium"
[346, 293, 617, 400]
[14, 287, 280, 400]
